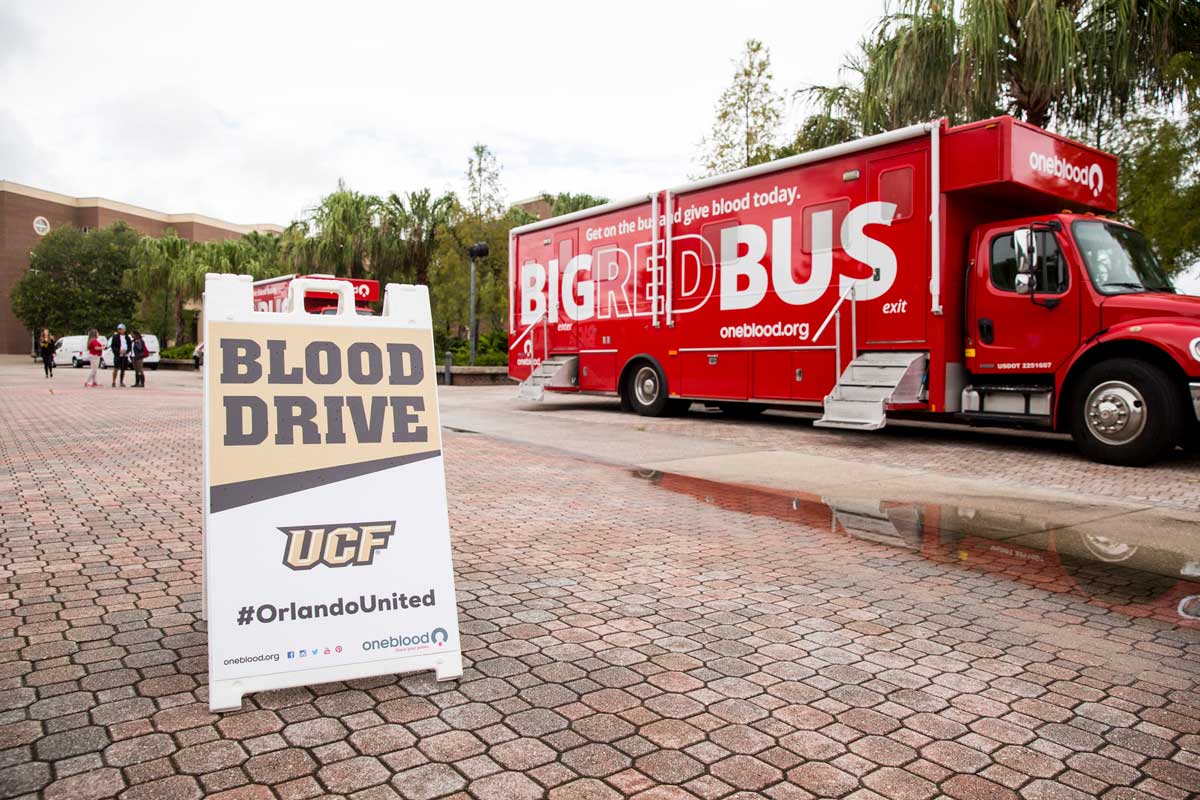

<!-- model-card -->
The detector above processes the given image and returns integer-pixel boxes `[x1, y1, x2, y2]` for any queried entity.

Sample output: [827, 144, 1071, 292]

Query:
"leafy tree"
[11, 222, 140, 339]
[699, 39, 784, 175]
[375, 189, 456, 286]
[775, 115, 859, 158]
[465, 144, 505, 221]
[539, 192, 609, 217]
[1114, 111, 1200, 276]
[127, 231, 289, 344]
[128, 231, 191, 343]
[803, 0, 1198, 141]
[285, 180, 380, 278]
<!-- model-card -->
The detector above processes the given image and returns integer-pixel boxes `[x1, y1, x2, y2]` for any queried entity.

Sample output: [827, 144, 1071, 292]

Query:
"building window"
[32, 216, 50, 236]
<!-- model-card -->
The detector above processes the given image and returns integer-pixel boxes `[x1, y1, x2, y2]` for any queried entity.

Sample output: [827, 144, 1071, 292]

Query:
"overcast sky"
[0, 1, 889, 226]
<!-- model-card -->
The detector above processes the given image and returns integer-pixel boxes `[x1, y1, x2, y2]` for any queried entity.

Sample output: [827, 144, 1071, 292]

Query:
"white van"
[54, 335, 90, 367]
[102, 333, 161, 370]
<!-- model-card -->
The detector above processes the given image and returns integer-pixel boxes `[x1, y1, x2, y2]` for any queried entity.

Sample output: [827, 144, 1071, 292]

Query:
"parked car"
[54, 335, 89, 367]
[101, 333, 161, 370]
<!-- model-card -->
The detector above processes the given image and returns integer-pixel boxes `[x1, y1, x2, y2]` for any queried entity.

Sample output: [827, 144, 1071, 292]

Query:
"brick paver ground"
[1, 362, 1198, 799]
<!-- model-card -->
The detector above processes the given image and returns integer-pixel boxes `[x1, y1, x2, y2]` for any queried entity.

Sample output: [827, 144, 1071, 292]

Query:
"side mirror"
[1014, 228, 1038, 275]
[1015, 273, 1033, 295]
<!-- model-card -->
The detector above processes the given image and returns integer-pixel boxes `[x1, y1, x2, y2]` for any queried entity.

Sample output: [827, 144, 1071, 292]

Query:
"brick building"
[0, 180, 282, 354]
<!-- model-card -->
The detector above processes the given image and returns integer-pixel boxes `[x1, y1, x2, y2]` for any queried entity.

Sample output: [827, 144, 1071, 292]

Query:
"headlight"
[1192, 337, 1200, 362]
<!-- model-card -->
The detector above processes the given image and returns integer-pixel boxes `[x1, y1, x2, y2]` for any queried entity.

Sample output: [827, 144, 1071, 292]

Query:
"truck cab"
[964, 213, 1200, 464]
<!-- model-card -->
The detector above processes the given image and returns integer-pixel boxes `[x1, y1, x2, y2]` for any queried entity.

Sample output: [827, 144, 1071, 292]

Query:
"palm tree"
[805, 0, 1197, 142]
[292, 181, 381, 278]
[128, 232, 192, 343]
[375, 189, 456, 286]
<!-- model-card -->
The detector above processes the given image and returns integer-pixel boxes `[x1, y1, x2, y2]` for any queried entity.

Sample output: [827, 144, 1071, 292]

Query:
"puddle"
[632, 469, 1200, 628]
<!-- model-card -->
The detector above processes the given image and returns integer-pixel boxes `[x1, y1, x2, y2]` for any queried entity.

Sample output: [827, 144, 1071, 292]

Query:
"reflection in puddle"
[632, 469, 1200, 628]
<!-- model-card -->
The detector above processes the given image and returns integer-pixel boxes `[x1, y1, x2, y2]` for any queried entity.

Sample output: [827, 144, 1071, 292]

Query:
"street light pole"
[466, 242, 489, 366]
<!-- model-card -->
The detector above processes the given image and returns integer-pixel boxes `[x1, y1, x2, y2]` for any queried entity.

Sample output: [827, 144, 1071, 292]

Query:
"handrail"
[509, 310, 546, 351]
[650, 193, 659, 328]
[509, 309, 550, 372]
[813, 282, 858, 343]
[665, 191, 674, 327]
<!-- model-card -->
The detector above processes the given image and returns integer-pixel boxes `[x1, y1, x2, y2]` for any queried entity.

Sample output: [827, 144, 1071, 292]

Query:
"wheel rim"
[1085, 380, 1146, 446]
[1082, 534, 1137, 563]
[634, 366, 660, 407]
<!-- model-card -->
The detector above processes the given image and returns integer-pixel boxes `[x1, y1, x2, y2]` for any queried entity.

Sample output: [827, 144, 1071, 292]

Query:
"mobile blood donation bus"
[508, 116, 1200, 466]
[254, 274, 379, 315]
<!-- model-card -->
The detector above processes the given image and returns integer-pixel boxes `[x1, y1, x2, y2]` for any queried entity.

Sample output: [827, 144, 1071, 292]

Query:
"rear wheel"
[72, 357, 80, 368]
[626, 361, 670, 417]
[149, 363, 158, 371]
[1069, 359, 1183, 466]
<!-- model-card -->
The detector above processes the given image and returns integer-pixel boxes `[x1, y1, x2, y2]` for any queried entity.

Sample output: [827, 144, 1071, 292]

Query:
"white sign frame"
[203, 274, 463, 712]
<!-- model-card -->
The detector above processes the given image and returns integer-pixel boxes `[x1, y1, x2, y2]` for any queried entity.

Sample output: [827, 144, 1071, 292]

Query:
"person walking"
[38, 329, 56, 378]
[130, 330, 148, 388]
[110, 324, 132, 387]
[85, 329, 104, 387]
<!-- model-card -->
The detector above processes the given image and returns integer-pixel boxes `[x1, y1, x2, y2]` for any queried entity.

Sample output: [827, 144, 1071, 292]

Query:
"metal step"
[845, 364, 911, 384]
[837, 383, 895, 403]
[517, 356, 578, 402]
[852, 351, 925, 367]
[813, 398, 886, 430]
[817, 351, 927, 430]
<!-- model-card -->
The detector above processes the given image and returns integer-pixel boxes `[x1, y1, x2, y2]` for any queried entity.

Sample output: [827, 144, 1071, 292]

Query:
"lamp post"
[466, 241, 489, 366]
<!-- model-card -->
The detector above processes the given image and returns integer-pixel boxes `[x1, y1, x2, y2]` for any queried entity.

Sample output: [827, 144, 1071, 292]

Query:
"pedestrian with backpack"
[130, 330, 148, 388]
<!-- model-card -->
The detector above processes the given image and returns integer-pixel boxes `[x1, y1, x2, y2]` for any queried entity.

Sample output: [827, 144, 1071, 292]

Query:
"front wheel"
[626, 362, 670, 416]
[1069, 359, 1183, 466]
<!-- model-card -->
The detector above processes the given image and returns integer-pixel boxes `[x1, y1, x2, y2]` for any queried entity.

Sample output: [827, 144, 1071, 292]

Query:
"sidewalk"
[0, 364, 1197, 799]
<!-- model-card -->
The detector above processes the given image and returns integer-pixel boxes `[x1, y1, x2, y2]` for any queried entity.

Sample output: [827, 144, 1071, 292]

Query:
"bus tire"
[626, 361, 670, 417]
[1069, 358, 1183, 466]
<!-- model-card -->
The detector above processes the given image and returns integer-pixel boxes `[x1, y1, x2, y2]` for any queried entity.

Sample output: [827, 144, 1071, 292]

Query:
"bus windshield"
[1072, 221, 1174, 295]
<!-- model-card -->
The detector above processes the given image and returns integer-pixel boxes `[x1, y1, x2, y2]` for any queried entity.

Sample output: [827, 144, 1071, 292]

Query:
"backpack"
[134, 340, 147, 359]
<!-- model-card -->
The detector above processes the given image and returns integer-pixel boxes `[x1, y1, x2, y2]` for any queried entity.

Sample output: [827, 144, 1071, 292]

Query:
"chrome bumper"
[1191, 382, 1200, 422]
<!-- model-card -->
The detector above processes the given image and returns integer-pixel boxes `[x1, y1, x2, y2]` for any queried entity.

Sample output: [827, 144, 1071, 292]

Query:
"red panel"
[942, 122, 1003, 192]
[752, 351, 792, 400]
[1008, 121, 1118, 212]
[579, 352, 617, 391]
[680, 351, 747, 399]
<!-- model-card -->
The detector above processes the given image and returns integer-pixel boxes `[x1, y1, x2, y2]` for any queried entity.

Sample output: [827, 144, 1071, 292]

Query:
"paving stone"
[709, 754, 782, 790]
[119, 775, 203, 800]
[317, 755, 391, 793]
[0, 371, 1197, 800]
[548, 778, 623, 800]
[862, 766, 937, 800]
[391, 763, 467, 800]
[490, 737, 557, 770]
[787, 762, 858, 797]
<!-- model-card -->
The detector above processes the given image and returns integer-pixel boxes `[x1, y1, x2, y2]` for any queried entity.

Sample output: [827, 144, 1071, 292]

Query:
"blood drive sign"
[202, 274, 462, 712]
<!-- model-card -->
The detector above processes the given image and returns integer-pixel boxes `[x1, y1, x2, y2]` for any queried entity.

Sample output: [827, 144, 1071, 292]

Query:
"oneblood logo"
[1028, 151, 1104, 197]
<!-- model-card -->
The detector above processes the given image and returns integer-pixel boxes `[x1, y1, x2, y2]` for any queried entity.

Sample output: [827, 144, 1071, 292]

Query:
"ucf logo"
[279, 521, 395, 570]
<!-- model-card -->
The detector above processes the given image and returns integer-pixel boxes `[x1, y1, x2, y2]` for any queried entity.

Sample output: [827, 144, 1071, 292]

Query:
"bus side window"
[878, 167, 913, 221]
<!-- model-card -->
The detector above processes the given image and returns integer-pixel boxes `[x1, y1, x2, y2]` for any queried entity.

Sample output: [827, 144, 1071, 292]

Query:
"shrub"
[161, 344, 196, 359]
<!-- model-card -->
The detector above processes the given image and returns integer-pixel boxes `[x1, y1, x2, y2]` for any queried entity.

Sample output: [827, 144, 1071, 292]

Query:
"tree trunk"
[174, 294, 186, 346]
